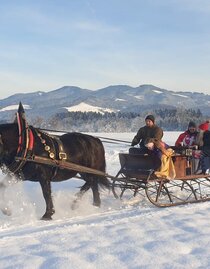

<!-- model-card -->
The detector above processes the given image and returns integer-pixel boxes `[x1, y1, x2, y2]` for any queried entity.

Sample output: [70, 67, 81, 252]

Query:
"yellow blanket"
[154, 148, 176, 180]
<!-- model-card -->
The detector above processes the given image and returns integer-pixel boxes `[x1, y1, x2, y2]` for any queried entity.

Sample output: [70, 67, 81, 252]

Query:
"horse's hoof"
[1, 207, 12, 216]
[93, 202, 100, 208]
[71, 201, 79, 210]
[40, 215, 52, 221]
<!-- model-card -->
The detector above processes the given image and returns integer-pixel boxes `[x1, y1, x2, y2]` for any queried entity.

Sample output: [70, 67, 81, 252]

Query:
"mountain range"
[0, 84, 209, 122]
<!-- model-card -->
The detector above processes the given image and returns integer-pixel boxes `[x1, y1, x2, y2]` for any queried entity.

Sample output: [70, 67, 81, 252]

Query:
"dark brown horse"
[0, 123, 109, 220]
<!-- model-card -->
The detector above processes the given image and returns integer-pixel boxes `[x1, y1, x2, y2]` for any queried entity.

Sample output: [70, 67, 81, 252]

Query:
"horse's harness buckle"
[59, 152, 67, 160]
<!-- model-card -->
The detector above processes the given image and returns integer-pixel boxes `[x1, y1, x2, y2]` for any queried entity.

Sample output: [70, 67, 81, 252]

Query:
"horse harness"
[6, 109, 67, 177]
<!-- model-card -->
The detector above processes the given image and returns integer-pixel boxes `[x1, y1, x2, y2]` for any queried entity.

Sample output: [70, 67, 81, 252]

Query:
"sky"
[2, 132, 210, 268]
[1, 0, 210, 99]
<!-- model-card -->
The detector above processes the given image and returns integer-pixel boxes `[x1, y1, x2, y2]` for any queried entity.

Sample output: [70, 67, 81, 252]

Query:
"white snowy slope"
[1, 132, 210, 269]
[0, 104, 31, 112]
[64, 102, 117, 114]
[153, 90, 163, 94]
[172, 93, 188, 98]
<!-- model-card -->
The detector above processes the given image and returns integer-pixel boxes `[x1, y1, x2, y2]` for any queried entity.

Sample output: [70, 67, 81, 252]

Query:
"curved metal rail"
[145, 176, 210, 207]
[111, 173, 210, 207]
[111, 153, 210, 207]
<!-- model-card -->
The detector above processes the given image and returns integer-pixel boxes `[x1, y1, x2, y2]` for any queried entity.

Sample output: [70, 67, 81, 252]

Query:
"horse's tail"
[97, 141, 110, 190]
[98, 175, 110, 190]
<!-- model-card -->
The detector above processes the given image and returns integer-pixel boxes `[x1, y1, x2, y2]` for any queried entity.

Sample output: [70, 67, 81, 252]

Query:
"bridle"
[2, 111, 35, 175]
[1, 103, 67, 177]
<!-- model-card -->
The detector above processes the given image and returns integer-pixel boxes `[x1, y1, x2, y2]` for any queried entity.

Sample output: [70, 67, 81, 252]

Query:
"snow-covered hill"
[0, 84, 210, 122]
[65, 102, 118, 114]
[1, 132, 210, 269]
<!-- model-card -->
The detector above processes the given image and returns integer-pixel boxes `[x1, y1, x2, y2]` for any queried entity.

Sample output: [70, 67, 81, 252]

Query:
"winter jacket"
[175, 130, 198, 147]
[195, 130, 204, 147]
[131, 125, 163, 148]
[202, 131, 210, 156]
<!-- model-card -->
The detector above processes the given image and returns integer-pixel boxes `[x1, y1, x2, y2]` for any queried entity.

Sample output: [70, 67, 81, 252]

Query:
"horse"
[0, 122, 109, 220]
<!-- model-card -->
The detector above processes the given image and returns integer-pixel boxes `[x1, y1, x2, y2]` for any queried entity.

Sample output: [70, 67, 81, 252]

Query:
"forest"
[31, 108, 205, 132]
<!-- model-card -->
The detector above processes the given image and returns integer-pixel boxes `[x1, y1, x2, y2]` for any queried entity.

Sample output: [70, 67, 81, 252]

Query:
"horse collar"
[35, 130, 67, 161]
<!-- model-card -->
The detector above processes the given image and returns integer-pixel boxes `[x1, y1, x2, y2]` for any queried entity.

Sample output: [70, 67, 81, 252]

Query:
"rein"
[39, 128, 131, 145]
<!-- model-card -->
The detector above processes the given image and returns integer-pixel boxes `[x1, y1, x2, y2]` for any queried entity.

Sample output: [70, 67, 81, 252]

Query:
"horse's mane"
[0, 122, 17, 130]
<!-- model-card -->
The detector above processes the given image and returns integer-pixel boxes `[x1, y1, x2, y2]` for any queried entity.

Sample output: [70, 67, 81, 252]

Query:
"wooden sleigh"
[111, 151, 210, 207]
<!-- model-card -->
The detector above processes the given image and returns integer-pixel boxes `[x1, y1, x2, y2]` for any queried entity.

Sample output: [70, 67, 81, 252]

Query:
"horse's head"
[0, 134, 3, 157]
[0, 123, 19, 165]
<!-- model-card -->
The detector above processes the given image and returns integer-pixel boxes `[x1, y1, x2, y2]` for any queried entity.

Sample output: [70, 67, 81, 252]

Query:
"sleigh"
[1, 102, 210, 221]
[110, 149, 210, 207]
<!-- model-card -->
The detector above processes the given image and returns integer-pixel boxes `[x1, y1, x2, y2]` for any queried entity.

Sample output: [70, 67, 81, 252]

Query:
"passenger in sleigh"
[145, 138, 176, 180]
[195, 120, 210, 148]
[130, 115, 163, 155]
[175, 121, 198, 148]
[199, 127, 210, 174]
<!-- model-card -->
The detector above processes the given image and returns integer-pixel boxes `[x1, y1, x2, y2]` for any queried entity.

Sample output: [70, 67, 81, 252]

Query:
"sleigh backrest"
[118, 153, 161, 178]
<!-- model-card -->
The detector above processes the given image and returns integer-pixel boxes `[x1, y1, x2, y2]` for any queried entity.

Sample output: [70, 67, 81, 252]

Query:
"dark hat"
[145, 115, 155, 123]
[188, 121, 196, 128]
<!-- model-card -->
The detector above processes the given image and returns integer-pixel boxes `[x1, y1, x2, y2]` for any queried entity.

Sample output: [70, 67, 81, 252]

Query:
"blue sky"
[0, 0, 210, 99]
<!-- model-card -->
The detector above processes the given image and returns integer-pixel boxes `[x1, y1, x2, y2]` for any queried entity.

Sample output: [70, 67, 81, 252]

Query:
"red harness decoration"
[7, 102, 35, 175]
[28, 129, 34, 151]
[17, 111, 23, 154]
[16, 108, 34, 156]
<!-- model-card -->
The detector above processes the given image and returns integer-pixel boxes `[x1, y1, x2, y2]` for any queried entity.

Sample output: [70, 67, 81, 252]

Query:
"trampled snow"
[1, 132, 210, 269]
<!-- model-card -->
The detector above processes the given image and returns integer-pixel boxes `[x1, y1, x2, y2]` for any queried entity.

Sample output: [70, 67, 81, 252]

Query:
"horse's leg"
[39, 179, 55, 220]
[71, 181, 91, 210]
[90, 176, 101, 207]
[0, 175, 15, 216]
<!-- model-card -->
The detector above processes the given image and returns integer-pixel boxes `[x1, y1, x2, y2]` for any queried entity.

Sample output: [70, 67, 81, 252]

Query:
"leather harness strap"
[7, 110, 34, 174]
[54, 136, 67, 160]
[6, 102, 66, 175]
[35, 129, 67, 161]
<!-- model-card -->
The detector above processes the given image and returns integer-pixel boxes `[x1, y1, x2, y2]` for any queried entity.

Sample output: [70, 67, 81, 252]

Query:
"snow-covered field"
[1, 132, 210, 269]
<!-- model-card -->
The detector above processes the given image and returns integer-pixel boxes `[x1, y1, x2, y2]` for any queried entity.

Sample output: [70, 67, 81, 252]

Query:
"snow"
[134, 95, 143, 100]
[0, 104, 31, 112]
[172, 93, 188, 98]
[1, 131, 210, 269]
[64, 102, 117, 114]
[115, 98, 126, 102]
[152, 90, 163, 94]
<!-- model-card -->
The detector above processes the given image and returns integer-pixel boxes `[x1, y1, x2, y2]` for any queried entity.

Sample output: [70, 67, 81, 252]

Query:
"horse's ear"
[18, 102, 25, 114]
[14, 102, 26, 123]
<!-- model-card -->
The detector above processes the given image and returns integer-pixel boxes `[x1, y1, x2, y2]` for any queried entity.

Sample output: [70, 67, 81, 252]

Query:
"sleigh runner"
[111, 152, 210, 207]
